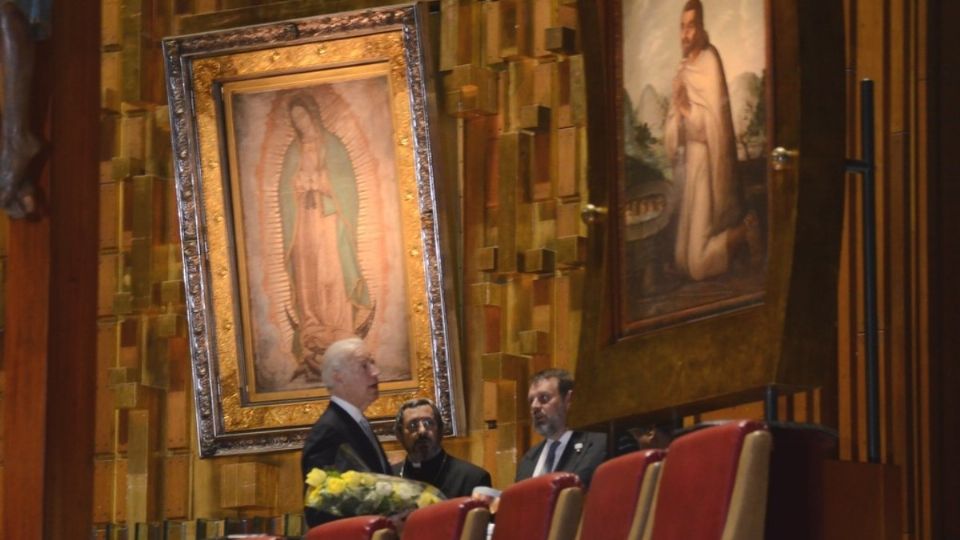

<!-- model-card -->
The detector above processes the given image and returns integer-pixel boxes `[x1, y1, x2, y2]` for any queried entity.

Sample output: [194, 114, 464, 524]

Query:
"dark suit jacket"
[393, 449, 492, 498]
[301, 401, 392, 527]
[515, 431, 607, 488]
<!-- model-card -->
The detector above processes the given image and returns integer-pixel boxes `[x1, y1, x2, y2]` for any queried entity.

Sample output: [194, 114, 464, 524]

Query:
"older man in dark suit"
[515, 368, 607, 488]
[301, 337, 393, 527]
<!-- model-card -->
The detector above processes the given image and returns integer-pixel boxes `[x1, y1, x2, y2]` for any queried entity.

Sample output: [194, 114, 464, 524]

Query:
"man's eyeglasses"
[404, 418, 437, 432]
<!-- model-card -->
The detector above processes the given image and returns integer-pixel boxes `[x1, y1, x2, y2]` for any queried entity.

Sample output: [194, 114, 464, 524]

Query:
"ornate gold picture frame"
[163, 4, 463, 457]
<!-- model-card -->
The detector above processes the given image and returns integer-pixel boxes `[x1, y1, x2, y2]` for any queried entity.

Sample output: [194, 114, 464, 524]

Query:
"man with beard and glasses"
[393, 398, 491, 498]
[515, 368, 607, 488]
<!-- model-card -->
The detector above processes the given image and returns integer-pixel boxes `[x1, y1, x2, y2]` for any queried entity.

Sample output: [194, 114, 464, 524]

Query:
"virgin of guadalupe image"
[280, 96, 374, 382]
[230, 79, 411, 395]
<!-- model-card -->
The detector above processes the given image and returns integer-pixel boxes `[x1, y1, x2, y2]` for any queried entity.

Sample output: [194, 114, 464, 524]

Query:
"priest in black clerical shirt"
[392, 398, 491, 498]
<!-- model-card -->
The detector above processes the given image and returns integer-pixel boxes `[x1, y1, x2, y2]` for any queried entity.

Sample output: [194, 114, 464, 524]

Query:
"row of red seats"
[305, 420, 772, 540]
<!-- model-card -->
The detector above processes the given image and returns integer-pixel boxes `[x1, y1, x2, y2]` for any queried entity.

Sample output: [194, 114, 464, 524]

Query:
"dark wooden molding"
[2, 0, 100, 537]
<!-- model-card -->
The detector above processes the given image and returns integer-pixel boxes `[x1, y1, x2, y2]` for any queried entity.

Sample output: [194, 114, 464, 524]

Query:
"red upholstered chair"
[578, 449, 667, 540]
[306, 515, 398, 540]
[492, 472, 583, 540]
[402, 496, 490, 540]
[642, 420, 773, 540]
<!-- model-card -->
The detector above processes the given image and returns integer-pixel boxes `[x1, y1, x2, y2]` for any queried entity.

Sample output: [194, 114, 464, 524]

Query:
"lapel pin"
[574, 442, 583, 454]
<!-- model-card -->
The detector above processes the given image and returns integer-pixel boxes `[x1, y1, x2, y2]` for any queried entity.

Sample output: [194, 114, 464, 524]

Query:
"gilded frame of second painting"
[163, 3, 463, 457]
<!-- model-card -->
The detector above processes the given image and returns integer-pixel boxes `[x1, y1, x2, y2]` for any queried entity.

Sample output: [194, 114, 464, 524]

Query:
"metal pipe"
[860, 80, 880, 463]
[842, 80, 879, 463]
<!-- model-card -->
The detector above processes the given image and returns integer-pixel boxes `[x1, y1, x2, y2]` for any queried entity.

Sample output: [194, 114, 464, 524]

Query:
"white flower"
[394, 481, 418, 500]
[375, 481, 393, 497]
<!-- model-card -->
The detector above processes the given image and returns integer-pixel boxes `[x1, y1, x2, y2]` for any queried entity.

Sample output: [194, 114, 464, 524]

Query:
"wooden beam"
[2, 0, 100, 537]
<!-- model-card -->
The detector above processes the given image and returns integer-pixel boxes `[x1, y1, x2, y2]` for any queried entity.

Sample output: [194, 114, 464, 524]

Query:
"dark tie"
[359, 418, 389, 472]
[544, 440, 562, 473]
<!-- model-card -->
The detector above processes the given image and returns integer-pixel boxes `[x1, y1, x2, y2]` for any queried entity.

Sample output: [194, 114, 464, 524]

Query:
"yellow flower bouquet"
[304, 468, 445, 517]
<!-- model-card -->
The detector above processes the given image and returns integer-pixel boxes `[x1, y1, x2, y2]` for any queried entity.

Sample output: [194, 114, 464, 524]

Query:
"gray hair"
[321, 337, 365, 389]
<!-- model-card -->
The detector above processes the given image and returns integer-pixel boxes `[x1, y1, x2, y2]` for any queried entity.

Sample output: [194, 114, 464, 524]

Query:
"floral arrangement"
[304, 468, 445, 517]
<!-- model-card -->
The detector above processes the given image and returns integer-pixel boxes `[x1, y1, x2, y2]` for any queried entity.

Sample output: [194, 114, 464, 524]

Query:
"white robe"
[664, 44, 741, 281]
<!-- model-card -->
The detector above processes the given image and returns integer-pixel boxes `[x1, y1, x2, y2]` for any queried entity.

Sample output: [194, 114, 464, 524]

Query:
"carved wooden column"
[1, 0, 100, 538]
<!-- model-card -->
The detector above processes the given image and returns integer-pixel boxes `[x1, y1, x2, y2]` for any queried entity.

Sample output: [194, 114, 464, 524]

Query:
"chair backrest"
[643, 420, 772, 540]
[578, 449, 666, 540]
[305, 515, 398, 540]
[402, 497, 490, 540]
[492, 472, 583, 540]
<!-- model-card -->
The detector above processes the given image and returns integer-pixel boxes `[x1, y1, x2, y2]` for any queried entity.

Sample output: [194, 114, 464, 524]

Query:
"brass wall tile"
[482, 380, 498, 422]
[518, 104, 551, 131]
[481, 352, 527, 381]
[519, 248, 555, 274]
[115, 458, 128, 523]
[530, 0, 554, 58]
[121, 111, 146, 163]
[130, 237, 151, 305]
[568, 54, 586, 126]
[108, 366, 141, 386]
[163, 455, 191, 519]
[555, 235, 586, 267]
[497, 133, 519, 274]
[439, 0, 473, 72]
[497, 0, 528, 60]
[132, 175, 161, 239]
[518, 330, 549, 355]
[93, 459, 116, 524]
[446, 87, 479, 118]
[102, 0, 121, 47]
[476, 245, 498, 272]
[482, 0, 502, 67]
[142, 319, 170, 389]
[101, 111, 121, 163]
[99, 254, 119, 317]
[545, 27, 576, 55]
[96, 323, 119, 454]
[553, 57, 571, 111]
[156, 313, 184, 338]
[495, 380, 518, 424]
[220, 462, 278, 509]
[506, 59, 536, 132]
[470, 282, 502, 307]
[445, 64, 498, 116]
[111, 156, 145, 181]
[556, 201, 583, 237]
[556, 127, 578, 197]
[112, 292, 133, 315]
[165, 389, 189, 450]
[167, 337, 189, 391]
[114, 382, 146, 409]
[101, 182, 119, 250]
[126, 472, 149, 526]
[496, 433, 525, 485]
[102, 51, 122, 112]
[121, 11, 143, 102]
[533, 59, 555, 110]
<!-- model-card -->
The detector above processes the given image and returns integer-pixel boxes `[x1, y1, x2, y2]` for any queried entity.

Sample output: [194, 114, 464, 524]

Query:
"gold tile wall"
[90, 0, 590, 531]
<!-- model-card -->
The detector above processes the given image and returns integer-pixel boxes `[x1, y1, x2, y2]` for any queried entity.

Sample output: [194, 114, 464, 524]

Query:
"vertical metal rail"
[845, 79, 880, 463]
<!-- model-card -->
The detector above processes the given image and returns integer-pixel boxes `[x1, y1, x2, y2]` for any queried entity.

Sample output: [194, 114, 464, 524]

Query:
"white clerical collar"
[331, 396, 367, 426]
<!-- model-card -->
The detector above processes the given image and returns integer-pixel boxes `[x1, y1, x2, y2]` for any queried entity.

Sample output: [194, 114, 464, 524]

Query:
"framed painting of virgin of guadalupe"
[163, 4, 464, 457]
